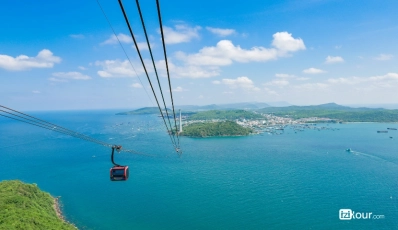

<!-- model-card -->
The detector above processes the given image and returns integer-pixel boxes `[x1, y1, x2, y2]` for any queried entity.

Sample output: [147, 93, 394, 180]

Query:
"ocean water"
[0, 110, 397, 230]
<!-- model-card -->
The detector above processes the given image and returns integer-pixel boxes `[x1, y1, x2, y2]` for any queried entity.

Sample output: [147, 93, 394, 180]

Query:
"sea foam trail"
[350, 150, 397, 165]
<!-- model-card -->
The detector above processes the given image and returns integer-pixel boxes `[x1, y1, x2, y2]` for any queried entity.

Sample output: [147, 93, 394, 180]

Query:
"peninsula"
[0, 180, 76, 230]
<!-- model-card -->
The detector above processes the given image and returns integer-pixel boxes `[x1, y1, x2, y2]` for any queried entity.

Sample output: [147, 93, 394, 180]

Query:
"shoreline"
[53, 196, 78, 229]
[53, 196, 64, 221]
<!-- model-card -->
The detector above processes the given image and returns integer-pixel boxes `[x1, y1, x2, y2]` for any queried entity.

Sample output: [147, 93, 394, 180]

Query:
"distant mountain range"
[175, 102, 273, 111]
[257, 103, 398, 122]
[117, 102, 391, 115]
[117, 102, 283, 115]
[117, 102, 398, 122]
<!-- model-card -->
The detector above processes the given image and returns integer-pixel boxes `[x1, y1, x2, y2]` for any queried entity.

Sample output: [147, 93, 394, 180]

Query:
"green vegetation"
[187, 110, 264, 121]
[0, 180, 75, 230]
[181, 121, 253, 137]
[258, 103, 398, 122]
[118, 103, 398, 122]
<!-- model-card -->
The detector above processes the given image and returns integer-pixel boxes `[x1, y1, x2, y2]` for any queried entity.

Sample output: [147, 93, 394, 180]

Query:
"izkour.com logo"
[339, 209, 385, 220]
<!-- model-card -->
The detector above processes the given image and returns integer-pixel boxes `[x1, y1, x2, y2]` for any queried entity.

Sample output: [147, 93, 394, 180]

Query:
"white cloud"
[263, 87, 278, 95]
[275, 73, 295, 78]
[303, 68, 325, 74]
[369, 72, 398, 81]
[252, 72, 398, 104]
[48, 77, 67, 83]
[335, 45, 342, 49]
[162, 25, 201, 44]
[327, 77, 361, 85]
[271, 32, 306, 53]
[374, 54, 393, 61]
[95, 60, 145, 78]
[198, 95, 204, 99]
[32, 90, 41, 94]
[156, 31, 304, 79]
[296, 77, 310, 81]
[206, 27, 236, 37]
[70, 34, 85, 39]
[157, 60, 219, 78]
[135, 42, 152, 51]
[293, 83, 329, 90]
[221, 76, 260, 91]
[328, 73, 398, 86]
[101, 33, 132, 45]
[173, 86, 187, 92]
[212, 80, 221, 84]
[51, 72, 91, 81]
[264, 79, 290, 87]
[131, 83, 143, 88]
[78, 66, 87, 70]
[0, 49, 61, 71]
[175, 32, 305, 67]
[325, 56, 344, 64]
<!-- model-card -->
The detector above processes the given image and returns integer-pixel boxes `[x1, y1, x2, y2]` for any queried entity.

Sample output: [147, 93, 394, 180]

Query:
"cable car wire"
[0, 105, 151, 157]
[117, 0, 178, 150]
[0, 112, 111, 148]
[96, 0, 179, 155]
[95, 0, 155, 107]
[135, 0, 178, 149]
[0, 106, 110, 147]
[156, 0, 181, 151]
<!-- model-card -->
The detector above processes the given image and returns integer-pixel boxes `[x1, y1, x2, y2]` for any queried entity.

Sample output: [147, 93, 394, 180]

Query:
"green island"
[257, 103, 398, 122]
[187, 110, 263, 120]
[180, 121, 253, 137]
[0, 180, 76, 230]
[117, 103, 398, 137]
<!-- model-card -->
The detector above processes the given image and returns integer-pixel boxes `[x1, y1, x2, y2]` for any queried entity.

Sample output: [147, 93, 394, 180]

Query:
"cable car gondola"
[110, 145, 129, 181]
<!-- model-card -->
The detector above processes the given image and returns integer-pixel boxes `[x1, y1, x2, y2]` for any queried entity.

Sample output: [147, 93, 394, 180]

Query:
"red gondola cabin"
[110, 166, 129, 181]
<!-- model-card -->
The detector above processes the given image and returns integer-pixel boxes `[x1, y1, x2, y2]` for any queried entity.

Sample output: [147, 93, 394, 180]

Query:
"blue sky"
[1, 0, 398, 110]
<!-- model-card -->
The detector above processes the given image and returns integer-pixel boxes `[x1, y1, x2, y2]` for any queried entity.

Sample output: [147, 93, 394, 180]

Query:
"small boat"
[346, 148, 352, 152]
[377, 131, 388, 133]
[387, 128, 397, 130]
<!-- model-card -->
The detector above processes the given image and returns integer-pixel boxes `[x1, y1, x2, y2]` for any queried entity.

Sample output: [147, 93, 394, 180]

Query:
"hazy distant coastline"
[117, 102, 398, 137]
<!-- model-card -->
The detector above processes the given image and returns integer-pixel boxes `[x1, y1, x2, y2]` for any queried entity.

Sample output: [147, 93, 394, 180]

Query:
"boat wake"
[349, 150, 397, 165]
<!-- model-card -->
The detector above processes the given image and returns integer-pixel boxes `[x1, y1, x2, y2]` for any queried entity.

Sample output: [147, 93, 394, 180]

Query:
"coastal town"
[181, 112, 339, 135]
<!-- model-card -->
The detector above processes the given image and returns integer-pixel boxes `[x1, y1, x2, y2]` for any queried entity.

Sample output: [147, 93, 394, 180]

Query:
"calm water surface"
[1, 110, 397, 229]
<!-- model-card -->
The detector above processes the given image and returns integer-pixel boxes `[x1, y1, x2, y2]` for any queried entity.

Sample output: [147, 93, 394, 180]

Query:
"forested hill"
[257, 103, 398, 122]
[187, 110, 263, 120]
[180, 121, 253, 137]
[0, 180, 75, 230]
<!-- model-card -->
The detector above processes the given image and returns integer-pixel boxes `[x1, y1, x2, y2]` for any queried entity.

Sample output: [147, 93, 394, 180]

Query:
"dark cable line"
[0, 106, 110, 147]
[117, 0, 177, 149]
[97, 0, 179, 155]
[0, 112, 110, 148]
[135, 0, 178, 148]
[0, 105, 149, 156]
[156, 0, 181, 152]
[95, 0, 155, 107]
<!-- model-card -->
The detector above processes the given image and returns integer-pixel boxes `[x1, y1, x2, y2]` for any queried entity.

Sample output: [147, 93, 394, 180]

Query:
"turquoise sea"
[1, 110, 397, 229]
